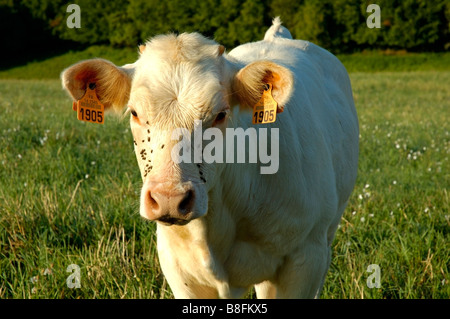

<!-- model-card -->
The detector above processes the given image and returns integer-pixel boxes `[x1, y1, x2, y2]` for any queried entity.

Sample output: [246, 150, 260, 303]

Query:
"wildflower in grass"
[39, 136, 48, 145]
[43, 268, 52, 276]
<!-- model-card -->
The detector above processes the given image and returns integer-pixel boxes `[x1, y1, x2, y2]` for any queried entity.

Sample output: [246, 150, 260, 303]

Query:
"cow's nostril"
[178, 190, 195, 215]
[149, 192, 159, 211]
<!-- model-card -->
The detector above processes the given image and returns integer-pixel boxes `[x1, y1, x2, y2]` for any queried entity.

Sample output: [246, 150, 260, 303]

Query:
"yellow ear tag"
[252, 83, 278, 124]
[75, 83, 104, 124]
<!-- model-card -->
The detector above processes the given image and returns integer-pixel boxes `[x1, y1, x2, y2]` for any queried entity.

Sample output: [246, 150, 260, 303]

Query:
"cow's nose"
[141, 184, 195, 225]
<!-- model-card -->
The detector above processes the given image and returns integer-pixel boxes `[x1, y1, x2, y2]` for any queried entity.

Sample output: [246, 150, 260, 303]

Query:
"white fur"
[141, 22, 358, 298]
[61, 19, 359, 299]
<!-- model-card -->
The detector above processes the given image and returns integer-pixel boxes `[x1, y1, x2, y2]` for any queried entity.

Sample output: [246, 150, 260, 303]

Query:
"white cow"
[61, 18, 359, 298]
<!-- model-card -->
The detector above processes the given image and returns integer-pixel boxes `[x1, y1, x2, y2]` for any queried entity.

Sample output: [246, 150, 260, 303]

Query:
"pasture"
[0, 60, 448, 298]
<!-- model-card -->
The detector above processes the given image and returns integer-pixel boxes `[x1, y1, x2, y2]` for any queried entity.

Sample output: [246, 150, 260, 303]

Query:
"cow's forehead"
[130, 68, 225, 130]
[129, 33, 228, 129]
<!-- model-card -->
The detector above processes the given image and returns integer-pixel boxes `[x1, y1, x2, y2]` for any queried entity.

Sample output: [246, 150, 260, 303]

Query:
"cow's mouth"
[155, 214, 191, 226]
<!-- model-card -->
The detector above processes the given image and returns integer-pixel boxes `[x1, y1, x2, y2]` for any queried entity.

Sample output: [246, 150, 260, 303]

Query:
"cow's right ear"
[61, 58, 134, 112]
[231, 60, 294, 112]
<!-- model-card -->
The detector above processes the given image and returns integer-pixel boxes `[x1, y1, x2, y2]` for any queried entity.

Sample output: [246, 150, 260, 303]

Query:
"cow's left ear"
[61, 58, 135, 113]
[232, 60, 294, 110]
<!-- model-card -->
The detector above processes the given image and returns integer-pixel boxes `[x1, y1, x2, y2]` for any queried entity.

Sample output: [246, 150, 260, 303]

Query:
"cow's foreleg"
[275, 242, 330, 298]
[157, 248, 219, 298]
[254, 280, 277, 299]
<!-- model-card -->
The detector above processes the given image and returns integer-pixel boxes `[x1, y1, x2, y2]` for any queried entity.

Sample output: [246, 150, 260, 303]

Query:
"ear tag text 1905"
[75, 83, 104, 124]
[252, 83, 278, 124]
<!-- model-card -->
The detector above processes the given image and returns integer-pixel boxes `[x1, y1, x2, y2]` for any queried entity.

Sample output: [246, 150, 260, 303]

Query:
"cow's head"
[62, 33, 293, 226]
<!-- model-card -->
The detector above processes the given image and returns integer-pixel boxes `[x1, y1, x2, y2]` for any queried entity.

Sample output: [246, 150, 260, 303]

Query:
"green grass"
[337, 51, 450, 73]
[0, 80, 167, 298]
[322, 72, 449, 299]
[0, 46, 139, 80]
[0, 71, 449, 298]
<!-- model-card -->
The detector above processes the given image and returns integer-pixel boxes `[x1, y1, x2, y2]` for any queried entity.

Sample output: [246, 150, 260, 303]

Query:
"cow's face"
[61, 33, 293, 226]
[129, 34, 231, 225]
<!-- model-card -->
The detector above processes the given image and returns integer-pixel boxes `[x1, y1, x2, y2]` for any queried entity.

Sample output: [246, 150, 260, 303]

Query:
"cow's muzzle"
[140, 180, 196, 225]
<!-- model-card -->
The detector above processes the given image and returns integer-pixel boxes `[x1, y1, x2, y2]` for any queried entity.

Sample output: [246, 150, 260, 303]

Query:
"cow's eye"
[214, 111, 227, 124]
[130, 109, 138, 118]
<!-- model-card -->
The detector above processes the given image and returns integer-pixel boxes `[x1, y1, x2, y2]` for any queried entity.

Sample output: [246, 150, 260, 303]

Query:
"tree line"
[2, 0, 449, 61]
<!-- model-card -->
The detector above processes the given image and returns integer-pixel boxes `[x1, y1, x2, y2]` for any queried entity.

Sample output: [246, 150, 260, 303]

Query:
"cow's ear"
[232, 60, 294, 110]
[61, 58, 134, 112]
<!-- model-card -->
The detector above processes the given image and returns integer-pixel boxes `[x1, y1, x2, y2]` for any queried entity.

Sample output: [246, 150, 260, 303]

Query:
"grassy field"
[0, 56, 449, 298]
[1, 45, 450, 79]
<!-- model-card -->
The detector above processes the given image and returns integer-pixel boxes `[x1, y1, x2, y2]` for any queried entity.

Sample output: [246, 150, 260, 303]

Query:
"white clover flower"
[43, 268, 53, 276]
